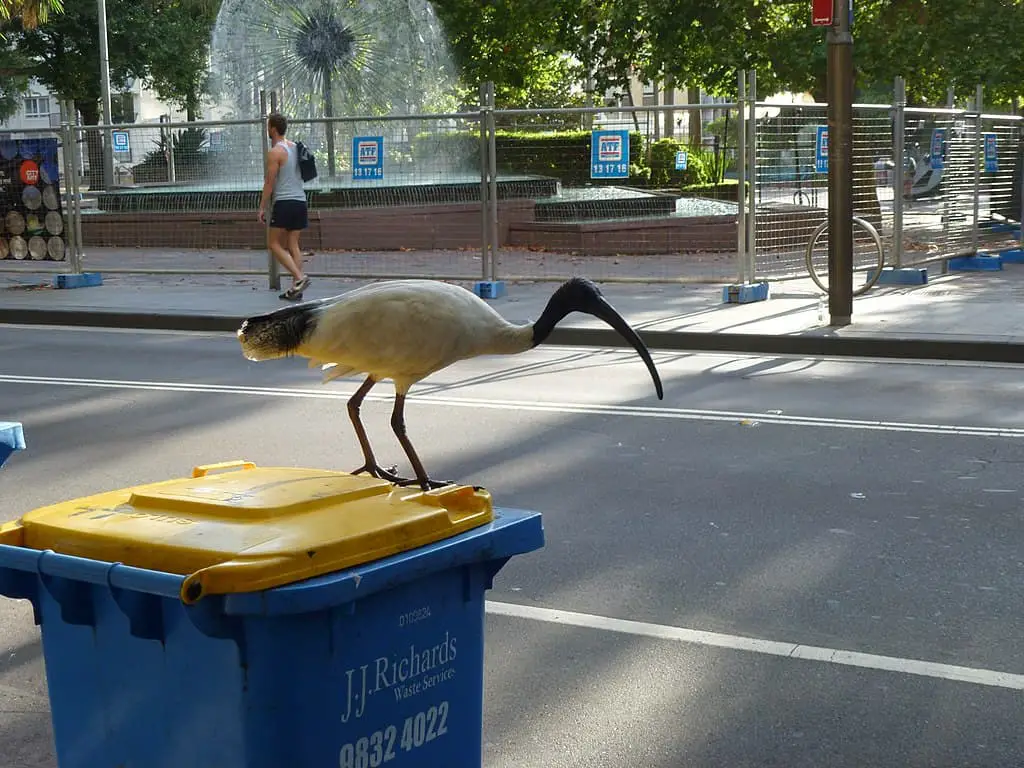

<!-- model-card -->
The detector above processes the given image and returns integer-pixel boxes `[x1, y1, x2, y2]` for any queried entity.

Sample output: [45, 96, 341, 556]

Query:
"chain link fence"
[0, 124, 74, 274]
[2, 75, 1021, 293]
[486, 103, 742, 284]
[899, 108, 978, 265]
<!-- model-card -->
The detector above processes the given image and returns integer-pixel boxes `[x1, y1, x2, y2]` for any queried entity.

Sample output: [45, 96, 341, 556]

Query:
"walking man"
[258, 112, 311, 301]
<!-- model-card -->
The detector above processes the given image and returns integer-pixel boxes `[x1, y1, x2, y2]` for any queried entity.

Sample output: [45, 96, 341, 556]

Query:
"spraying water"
[207, 0, 461, 178]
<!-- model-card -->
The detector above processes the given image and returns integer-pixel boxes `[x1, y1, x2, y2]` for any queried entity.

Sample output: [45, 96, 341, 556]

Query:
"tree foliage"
[433, 0, 1024, 109]
[142, 0, 219, 118]
[10, 0, 219, 186]
[432, 0, 584, 109]
[12, 0, 220, 117]
[0, 0, 63, 29]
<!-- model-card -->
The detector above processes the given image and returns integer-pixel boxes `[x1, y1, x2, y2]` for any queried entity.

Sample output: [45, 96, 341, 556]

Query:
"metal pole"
[735, 70, 747, 283]
[826, 0, 854, 326]
[59, 103, 80, 273]
[67, 103, 85, 267]
[972, 84, 983, 254]
[746, 70, 757, 282]
[1019, 107, 1024, 249]
[97, 0, 114, 191]
[163, 115, 177, 184]
[892, 76, 906, 267]
[486, 91, 499, 282]
[478, 82, 492, 282]
[260, 90, 281, 291]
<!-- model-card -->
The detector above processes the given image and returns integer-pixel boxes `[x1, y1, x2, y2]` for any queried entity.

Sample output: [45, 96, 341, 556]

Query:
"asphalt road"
[2, 323, 1024, 767]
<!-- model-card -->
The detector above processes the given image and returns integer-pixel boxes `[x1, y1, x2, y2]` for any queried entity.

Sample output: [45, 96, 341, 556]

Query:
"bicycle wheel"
[805, 216, 885, 297]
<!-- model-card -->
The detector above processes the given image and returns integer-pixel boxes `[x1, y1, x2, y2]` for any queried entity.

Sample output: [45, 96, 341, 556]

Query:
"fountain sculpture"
[208, 0, 461, 177]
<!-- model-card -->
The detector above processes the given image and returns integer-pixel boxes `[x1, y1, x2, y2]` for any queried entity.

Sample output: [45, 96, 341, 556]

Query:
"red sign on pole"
[812, 0, 834, 25]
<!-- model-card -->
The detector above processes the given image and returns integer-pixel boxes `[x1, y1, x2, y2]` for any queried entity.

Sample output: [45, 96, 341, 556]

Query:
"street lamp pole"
[97, 0, 115, 190]
[826, 0, 854, 325]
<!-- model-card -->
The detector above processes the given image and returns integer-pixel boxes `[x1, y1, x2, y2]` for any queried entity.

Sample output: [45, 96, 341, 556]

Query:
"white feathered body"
[297, 280, 533, 392]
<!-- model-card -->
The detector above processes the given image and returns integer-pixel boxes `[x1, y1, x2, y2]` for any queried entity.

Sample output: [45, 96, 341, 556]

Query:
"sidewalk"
[3, 247, 1024, 363]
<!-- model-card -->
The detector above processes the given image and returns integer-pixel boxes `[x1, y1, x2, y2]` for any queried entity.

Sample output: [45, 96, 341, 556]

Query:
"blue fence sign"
[929, 128, 946, 170]
[984, 133, 998, 173]
[815, 126, 829, 173]
[352, 136, 384, 180]
[675, 151, 688, 171]
[590, 130, 629, 179]
[111, 130, 130, 154]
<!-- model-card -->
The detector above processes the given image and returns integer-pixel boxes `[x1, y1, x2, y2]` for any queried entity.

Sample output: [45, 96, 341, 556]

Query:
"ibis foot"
[350, 463, 411, 485]
[395, 477, 455, 492]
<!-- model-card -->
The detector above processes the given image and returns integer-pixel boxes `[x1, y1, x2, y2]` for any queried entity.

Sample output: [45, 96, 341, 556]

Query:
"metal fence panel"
[5, 80, 1020, 290]
[62, 115, 492, 281]
[0, 126, 72, 273]
[899, 108, 977, 265]
[488, 104, 743, 283]
[976, 115, 1023, 255]
[752, 104, 893, 280]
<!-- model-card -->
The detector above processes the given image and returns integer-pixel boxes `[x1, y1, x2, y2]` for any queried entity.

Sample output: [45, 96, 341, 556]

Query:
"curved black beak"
[532, 277, 664, 400]
[588, 294, 664, 400]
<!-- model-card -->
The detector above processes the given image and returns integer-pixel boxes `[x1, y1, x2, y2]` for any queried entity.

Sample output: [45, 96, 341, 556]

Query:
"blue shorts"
[270, 199, 308, 231]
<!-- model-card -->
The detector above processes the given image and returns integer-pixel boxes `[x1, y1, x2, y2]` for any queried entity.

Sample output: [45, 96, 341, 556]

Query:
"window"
[642, 81, 658, 107]
[111, 92, 136, 124]
[24, 96, 49, 119]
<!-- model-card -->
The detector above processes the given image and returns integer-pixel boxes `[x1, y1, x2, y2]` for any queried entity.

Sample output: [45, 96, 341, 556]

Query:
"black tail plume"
[532, 277, 664, 399]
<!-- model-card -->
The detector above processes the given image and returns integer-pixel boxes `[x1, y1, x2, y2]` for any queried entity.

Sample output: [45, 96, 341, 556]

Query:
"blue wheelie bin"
[0, 460, 544, 768]
[0, 421, 25, 469]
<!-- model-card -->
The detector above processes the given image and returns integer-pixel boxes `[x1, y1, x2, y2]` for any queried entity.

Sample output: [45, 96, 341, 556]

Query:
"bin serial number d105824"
[339, 701, 450, 767]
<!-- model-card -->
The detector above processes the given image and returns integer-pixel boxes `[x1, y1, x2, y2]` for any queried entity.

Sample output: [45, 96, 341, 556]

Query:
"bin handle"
[191, 460, 257, 478]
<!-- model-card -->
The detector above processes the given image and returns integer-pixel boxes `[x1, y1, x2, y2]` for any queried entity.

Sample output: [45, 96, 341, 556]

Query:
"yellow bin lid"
[0, 460, 494, 604]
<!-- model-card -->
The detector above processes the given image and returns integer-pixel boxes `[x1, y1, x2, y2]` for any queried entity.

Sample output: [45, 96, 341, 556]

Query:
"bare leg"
[286, 230, 307, 281]
[347, 376, 408, 484]
[268, 227, 302, 281]
[390, 394, 451, 491]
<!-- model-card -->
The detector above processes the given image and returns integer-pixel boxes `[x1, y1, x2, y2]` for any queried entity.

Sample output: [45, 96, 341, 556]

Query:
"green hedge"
[408, 129, 744, 193]
[679, 180, 748, 202]
[411, 129, 647, 186]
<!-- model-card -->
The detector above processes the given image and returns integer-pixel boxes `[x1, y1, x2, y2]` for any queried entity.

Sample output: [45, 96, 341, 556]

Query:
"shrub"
[411, 129, 646, 186]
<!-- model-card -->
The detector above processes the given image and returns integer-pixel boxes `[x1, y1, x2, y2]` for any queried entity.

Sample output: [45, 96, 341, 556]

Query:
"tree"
[431, 0, 584, 110]
[0, 43, 29, 120]
[0, 0, 63, 29]
[12, 0, 220, 186]
[142, 0, 220, 120]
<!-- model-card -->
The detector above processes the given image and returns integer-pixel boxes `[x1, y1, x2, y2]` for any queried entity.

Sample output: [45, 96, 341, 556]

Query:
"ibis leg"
[347, 376, 409, 484]
[390, 394, 452, 492]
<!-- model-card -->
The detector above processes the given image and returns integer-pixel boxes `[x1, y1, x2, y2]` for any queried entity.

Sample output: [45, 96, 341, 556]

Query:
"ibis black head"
[236, 299, 324, 361]
[532, 277, 664, 400]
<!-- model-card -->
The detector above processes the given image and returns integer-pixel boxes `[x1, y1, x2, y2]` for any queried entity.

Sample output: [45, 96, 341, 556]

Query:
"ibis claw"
[350, 463, 412, 485]
[396, 477, 455, 493]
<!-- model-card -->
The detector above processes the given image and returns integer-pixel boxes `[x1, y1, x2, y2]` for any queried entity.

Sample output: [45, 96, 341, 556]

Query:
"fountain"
[83, 0, 712, 255]
[95, 0, 558, 213]
[207, 0, 461, 175]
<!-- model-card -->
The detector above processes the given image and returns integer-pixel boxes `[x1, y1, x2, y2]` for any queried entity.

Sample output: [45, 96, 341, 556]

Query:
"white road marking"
[2, 373, 1023, 438]
[487, 601, 1024, 691]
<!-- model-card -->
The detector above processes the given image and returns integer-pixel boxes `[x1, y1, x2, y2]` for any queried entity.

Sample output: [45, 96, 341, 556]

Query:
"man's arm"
[258, 147, 284, 221]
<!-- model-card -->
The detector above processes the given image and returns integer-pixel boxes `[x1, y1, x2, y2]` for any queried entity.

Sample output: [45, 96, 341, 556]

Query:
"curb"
[3, 308, 1024, 365]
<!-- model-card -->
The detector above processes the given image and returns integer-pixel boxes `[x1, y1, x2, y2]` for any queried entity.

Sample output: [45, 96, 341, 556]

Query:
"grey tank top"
[273, 141, 306, 202]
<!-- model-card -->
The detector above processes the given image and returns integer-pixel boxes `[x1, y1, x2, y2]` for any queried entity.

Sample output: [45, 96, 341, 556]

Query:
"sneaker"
[278, 275, 310, 301]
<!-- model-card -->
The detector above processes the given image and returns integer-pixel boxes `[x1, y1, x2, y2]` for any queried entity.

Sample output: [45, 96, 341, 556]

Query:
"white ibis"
[236, 277, 663, 490]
